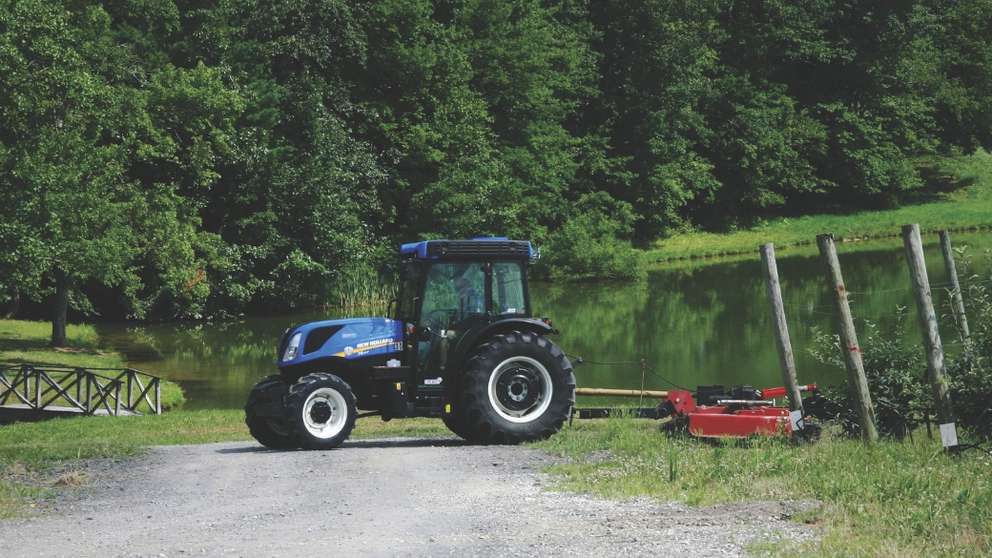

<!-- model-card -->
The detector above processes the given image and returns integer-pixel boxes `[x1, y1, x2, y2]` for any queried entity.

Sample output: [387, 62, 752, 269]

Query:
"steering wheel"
[423, 308, 458, 331]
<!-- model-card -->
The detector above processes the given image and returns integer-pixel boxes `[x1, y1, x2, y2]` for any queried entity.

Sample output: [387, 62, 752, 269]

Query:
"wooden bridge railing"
[0, 365, 161, 416]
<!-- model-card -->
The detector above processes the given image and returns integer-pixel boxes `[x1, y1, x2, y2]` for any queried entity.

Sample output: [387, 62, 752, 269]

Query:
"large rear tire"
[455, 332, 575, 444]
[441, 408, 474, 441]
[245, 375, 297, 450]
[286, 373, 357, 450]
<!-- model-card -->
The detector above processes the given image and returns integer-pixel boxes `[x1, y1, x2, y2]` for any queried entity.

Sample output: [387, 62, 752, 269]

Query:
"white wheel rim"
[487, 356, 553, 424]
[302, 387, 348, 439]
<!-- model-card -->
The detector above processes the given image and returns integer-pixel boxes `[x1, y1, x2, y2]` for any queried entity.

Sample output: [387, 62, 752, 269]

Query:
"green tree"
[0, 2, 141, 344]
[0, 2, 213, 341]
[536, 191, 644, 281]
[173, 0, 387, 311]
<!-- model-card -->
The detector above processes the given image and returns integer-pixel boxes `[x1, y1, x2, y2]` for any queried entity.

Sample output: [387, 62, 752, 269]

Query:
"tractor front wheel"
[245, 375, 297, 450]
[286, 373, 357, 450]
[454, 332, 575, 444]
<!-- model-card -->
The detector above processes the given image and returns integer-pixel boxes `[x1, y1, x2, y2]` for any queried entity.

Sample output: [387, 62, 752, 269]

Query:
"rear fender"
[451, 318, 555, 371]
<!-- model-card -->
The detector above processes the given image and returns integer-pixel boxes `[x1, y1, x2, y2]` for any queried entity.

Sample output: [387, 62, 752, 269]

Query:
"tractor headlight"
[282, 332, 302, 361]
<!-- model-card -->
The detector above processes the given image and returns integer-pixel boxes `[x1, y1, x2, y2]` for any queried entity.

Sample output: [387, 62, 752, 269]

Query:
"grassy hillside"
[0, 320, 185, 409]
[646, 151, 992, 263]
[0, 320, 125, 369]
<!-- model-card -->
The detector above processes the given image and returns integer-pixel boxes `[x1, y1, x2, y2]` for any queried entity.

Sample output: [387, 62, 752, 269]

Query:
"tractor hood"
[277, 317, 403, 367]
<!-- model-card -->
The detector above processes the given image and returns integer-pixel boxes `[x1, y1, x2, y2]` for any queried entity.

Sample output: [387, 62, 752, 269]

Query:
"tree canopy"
[1, 0, 991, 327]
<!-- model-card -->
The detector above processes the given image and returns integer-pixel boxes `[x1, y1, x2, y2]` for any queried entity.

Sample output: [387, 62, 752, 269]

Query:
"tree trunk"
[2, 288, 19, 319]
[51, 269, 68, 347]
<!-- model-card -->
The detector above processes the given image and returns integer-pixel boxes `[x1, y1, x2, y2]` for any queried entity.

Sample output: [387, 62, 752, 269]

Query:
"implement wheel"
[455, 332, 575, 444]
[245, 375, 297, 450]
[286, 373, 357, 450]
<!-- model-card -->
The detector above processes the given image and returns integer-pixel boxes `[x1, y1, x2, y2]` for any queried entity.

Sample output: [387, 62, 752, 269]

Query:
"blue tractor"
[244, 238, 576, 449]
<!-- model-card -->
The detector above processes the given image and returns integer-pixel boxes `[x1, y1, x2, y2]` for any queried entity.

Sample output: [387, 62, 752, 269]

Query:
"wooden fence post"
[84, 373, 92, 414]
[33, 367, 41, 408]
[938, 230, 970, 340]
[126, 369, 133, 410]
[903, 225, 958, 450]
[759, 243, 804, 414]
[155, 378, 161, 415]
[816, 234, 879, 443]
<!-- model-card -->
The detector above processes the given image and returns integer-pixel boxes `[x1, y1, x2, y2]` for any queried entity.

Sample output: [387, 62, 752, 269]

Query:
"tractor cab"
[396, 238, 537, 389]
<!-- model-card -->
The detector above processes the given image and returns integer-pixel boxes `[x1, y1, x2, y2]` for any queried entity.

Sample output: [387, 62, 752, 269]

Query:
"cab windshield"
[420, 262, 485, 330]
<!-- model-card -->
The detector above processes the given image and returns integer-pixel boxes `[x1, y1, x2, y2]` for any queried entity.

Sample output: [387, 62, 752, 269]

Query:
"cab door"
[415, 262, 487, 386]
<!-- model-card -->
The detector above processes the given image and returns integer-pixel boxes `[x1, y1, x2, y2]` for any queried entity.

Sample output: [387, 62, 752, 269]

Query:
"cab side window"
[492, 262, 526, 316]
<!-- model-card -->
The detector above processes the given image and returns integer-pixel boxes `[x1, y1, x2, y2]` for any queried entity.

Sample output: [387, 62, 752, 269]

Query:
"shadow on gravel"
[215, 445, 294, 454]
[344, 438, 466, 449]
[213, 438, 466, 455]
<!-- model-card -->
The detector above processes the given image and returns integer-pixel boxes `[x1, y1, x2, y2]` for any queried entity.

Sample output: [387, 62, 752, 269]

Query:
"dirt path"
[0, 438, 814, 557]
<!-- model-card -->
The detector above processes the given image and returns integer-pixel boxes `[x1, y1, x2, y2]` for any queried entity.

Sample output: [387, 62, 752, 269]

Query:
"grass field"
[0, 319, 125, 369]
[536, 418, 992, 557]
[646, 151, 992, 263]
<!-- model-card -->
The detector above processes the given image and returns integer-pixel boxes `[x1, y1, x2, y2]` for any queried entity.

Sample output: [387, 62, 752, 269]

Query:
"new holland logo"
[334, 338, 399, 358]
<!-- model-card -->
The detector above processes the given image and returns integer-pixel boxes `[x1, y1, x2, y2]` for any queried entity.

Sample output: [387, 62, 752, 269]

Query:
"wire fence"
[567, 231, 991, 449]
[568, 355, 690, 394]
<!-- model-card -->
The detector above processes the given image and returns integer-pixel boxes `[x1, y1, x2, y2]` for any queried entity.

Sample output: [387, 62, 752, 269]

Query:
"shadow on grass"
[0, 338, 56, 353]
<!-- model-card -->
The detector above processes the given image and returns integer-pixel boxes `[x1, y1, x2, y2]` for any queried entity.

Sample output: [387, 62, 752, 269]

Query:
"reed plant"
[330, 269, 397, 317]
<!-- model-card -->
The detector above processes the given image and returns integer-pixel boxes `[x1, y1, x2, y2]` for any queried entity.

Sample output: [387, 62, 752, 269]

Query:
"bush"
[945, 249, 992, 438]
[810, 250, 992, 440]
[535, 193, 645, 281]
[809, 314, 929, 438]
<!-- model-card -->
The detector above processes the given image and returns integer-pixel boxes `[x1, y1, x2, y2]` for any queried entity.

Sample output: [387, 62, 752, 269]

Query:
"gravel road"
[0, 438, 815, 557]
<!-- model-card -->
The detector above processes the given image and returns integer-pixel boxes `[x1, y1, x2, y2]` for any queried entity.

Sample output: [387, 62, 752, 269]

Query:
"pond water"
[97, 232, 992, 409]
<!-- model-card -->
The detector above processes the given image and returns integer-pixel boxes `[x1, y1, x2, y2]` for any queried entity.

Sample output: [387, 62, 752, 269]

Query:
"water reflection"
[98, 233, 991, 409]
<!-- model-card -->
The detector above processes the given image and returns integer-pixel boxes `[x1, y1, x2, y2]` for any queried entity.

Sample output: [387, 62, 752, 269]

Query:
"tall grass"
[537, 418, 992, 557]
[330, 271, 397, 317]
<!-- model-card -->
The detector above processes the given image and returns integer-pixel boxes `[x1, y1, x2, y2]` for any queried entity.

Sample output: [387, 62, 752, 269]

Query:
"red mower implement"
[574, 383, 822, 442]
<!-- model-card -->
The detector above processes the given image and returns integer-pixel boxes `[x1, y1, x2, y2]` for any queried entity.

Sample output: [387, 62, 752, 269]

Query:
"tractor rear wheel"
[245, 375, 297, 450]
[441, 408, 473, 441]
[455, 332, 575, 444]
[286, 373, 357, 450]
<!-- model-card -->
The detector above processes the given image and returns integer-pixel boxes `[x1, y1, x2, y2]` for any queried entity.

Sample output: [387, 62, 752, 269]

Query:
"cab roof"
[400, 237, 536, 262]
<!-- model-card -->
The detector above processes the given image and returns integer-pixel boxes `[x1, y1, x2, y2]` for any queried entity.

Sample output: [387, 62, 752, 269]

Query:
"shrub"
[945, 249, 992, 438]
[811, 249, 992, 440]
[809, 312, 929, 438]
